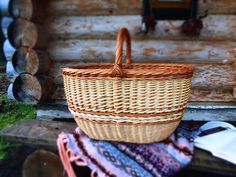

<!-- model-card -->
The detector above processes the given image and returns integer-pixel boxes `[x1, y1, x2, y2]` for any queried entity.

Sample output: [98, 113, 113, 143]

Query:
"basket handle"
[110, 28, 132, 77]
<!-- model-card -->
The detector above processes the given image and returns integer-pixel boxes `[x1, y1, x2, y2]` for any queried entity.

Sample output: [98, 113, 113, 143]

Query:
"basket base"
[74, 118, 181, 144]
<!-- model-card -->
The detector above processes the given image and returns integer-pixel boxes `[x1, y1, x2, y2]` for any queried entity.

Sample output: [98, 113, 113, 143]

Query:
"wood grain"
[45, 15, 236, 41]
[198, 0, 236, 14]
[46, 0, 236, 16]
[12, 73, 53, 104]
[0, 119, 76, 148]
[47, 39, 236, 64]
[9, 0, 33, 19]
[8, 19, 49, 49]
[50, 62, 236, 89]
[12, 47, 51, 75]
[47, 0, 142, 16]
[36, 104, 236, 121]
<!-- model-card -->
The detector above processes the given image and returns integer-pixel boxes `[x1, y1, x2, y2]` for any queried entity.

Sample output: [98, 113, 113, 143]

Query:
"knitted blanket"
[57, 125, 194, 177]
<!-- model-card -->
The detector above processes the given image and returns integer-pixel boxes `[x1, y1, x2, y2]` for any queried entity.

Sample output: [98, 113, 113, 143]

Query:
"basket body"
[63, 74, 192, 143]
[62, 28, 193, 143]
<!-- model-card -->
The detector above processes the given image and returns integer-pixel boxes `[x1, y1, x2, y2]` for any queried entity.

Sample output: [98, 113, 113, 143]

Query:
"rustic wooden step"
[1, 119, 235, 176]
[0, 119, 77, 149]
[37, 103, 236, 122]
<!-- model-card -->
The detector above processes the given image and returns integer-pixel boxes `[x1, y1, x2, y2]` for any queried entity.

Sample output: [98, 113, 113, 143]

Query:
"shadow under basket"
[62, 28, 194, 143]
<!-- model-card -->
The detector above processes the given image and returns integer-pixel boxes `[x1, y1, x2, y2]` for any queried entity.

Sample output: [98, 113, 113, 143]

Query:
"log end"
[13, 73, 42, 104]
[12, 48, 39, 75]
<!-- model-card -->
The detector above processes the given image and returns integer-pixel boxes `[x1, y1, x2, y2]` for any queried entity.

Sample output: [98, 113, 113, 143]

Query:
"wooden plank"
[45, 15, 236, 41]
[49, 84, 235, 102]
[36, 103, 236, 121]
[46, 0, 236, 16]
[47, 39, 236, 64]
[1, 120, 236, 175]
[189, 148, 236, 176]
[0, 119, 76, 148]
[183, 107, 236, 121]
[37, 105, 72, 120]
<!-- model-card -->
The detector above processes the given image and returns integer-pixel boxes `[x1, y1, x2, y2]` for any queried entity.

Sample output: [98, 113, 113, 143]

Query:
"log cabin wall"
[1, 0, 236, 120]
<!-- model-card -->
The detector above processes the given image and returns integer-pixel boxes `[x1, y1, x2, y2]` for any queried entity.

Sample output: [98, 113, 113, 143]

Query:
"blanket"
[57, 124, 195, 177]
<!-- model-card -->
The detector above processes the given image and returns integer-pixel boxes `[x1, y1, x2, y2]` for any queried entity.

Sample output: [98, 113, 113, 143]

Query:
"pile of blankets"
[57, 123, 196, 177]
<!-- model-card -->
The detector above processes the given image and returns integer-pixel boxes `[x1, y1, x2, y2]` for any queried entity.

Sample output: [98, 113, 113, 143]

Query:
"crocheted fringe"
[57, 133, 97, 177]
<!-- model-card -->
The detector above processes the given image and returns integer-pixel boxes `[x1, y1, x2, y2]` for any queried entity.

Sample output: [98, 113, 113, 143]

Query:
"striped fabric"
[57, 125, 194, 177]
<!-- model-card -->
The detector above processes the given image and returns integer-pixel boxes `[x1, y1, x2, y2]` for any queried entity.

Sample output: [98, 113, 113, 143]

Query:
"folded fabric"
[57, 125, 194, 177]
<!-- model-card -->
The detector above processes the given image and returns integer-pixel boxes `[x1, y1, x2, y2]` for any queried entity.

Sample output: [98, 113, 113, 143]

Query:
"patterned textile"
[57, 125, 194, 177]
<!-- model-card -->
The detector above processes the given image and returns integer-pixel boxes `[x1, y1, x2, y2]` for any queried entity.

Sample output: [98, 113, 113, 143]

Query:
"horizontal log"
[51, 62, 236, 89]
[48, 39, 236, 64]
[12, 47, 51, 75]
[1, 17, 13, 39]
[192, 64, 236, 89]
[47, 0, 236, 16]
[47, 0, 142, 16]
[45, 15, 236, 41]
[8, 19, 49, 48]
[198, 0, 236, 14]
[3, 40, 16, 61]
[11, 73, 53, 104]
[49, 84, 235, 102]
[189, 88, 235, 102]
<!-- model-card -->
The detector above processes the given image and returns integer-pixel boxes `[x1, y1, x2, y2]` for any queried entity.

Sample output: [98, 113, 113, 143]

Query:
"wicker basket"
[62, 28, 194, 143]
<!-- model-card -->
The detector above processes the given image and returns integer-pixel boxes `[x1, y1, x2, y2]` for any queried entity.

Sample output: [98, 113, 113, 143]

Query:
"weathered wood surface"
[8, 19, 49, 49]
[0, 0, 46, 23]
[0, 119, 77, 148]
[183, 108, 236, 121]
[1, 119, 236, 175]
[190, 89, 235, 102]
[23, 150, 66, 177]
[48, 39, 236, 64]
[46, 0, 236, 16]
[36, 103, 236, 121]
[189, 148, 236, 176]
[37, 105, 73, 120]
[51, 62, 236, 89]
[198, 0, 236, 14]
[1, 17, 13, 39]
[47, 0, 142, 16]
[12, 47, 51, 75]
[50, 84, 236, 102]
[3, 40, 16, 61]
[11, 73, 52, 104]
[46, 15, 236, 41]
[9, 0, 33, 19]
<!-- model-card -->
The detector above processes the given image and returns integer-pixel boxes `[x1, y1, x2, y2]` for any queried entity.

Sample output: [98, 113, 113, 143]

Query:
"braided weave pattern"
[62, 28, 194, 143]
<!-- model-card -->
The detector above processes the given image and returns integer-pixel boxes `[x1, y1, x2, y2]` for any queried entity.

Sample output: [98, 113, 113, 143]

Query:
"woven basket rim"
[62, 63, 194, 79]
